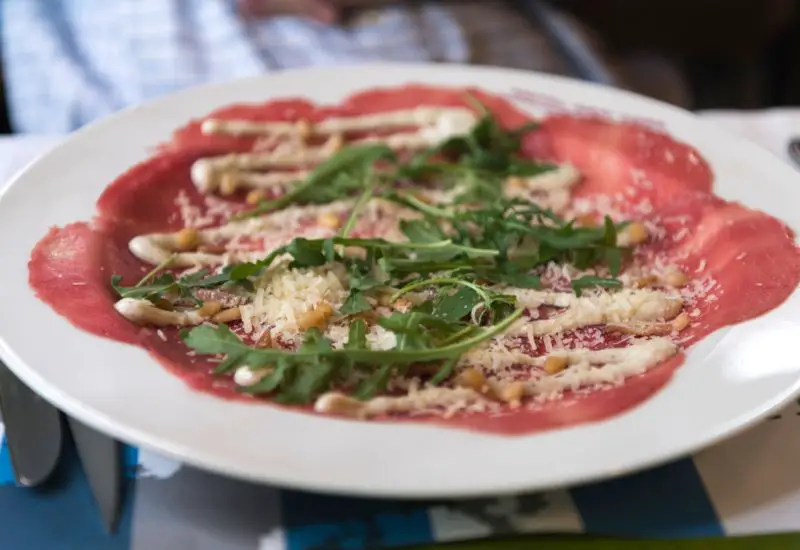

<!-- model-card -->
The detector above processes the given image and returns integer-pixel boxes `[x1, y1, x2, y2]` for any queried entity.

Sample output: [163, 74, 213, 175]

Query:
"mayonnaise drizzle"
[114, 298, 206, 326]
[202, 107, 477, 137]
[129, 200, 354, 267]
[508, 288, 684, 336]
[191, 107, 479, 193]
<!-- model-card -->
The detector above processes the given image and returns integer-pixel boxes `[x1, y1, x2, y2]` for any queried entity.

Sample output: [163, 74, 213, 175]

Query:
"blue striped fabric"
[570, 459, 724, 538]
[0, 438, 137, 549]
[0, 434, 729, 550]
[0, 0, 580, 135]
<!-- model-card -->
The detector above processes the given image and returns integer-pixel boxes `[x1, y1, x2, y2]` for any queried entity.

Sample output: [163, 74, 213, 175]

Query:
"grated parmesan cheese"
[239, 261, 348, 340]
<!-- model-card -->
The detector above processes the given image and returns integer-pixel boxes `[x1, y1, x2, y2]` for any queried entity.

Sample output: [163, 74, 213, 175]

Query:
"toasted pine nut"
[391, 297, 413, 313]
[543, 355, 568, 374]
[296, 119, 314, 141]
[297, 301, 334, 330]
[197, 244, 227, 254]
[326, 133, 344, 153]
[197, 300, 222, 318]
[175, 227, 199, 251]
[623, 221, 649, 245]
[314, 392, 367, 418]
[635, 275, 659, 288]
[506, 176, 525, 190]
[317, 212, 341, 229]
[456, 368, 486, 392]
[663, 268, 688, 287]
[256, 332, 273, 348]
[212, 307, 242, 324]
[246, 189, 265, 205]
[219, 173, 238, 196]
[671, 312, 691, 332]
[498, 381, 526, 406]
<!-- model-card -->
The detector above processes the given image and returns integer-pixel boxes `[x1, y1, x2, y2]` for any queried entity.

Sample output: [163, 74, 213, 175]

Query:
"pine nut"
[671, 312, 691, 332]
[456, 368, 486, 392]
[506, 176, 525, 190]
[543, 355, 568, 374]
[246, 189, 265, 205]
[317, 212, 341, 229]
[296, 119, 314, 141]
[623, 221, 649, 245]
[212, 307, 242, 324]
[498, 381, 526, 406]
[175, 227, 199, 251]
[197, 300, 222, 318]
[663, 268, 688, 287]
[326, 133, 344, 153]
[256, 332, 273, 348]
[297, 301, 334, 330]
[391, 298, 413, 312]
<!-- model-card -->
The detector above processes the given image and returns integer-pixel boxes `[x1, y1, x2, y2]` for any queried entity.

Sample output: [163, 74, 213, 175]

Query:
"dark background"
[1, 0, 798, 134]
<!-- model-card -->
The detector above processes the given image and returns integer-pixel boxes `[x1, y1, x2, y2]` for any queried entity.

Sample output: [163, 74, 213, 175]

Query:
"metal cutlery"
[787, 138, 800, 167]
[0, 363, 62, 487]
[0, 361, 122, 533]
[67, 416, 123, 532]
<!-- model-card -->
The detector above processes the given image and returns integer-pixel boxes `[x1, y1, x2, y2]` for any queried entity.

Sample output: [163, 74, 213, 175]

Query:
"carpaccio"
[28, 85, 800, 435]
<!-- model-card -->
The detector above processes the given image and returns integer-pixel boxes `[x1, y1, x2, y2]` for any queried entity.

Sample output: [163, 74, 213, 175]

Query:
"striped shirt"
[1, 1, 582, 134]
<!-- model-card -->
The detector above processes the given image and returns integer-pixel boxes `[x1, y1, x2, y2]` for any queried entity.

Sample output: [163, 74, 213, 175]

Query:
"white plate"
[1, 64, 799, 498]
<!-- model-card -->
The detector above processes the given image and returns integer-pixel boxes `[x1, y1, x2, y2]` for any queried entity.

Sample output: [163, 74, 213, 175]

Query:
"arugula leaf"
[234, 144, 396, 219]
[433, 287, 481, 323]
[275, 329, 340, 404]
[487, 269, 541, 289]
[429, 357, 460, 385]
[340, 290, 371, 315]
[604, 248, 623, 277]
[111, 268, 229, 303]
[286, 238, 329, 268]
[183, 309, 524, 403]
[164, 104, 646, 407]
[243, 361, 290, 394]
[399, 218, 447, 244]
[356, 363, 395, 400]
[571, 276, 624, 296]
[345, 320, 368, 350]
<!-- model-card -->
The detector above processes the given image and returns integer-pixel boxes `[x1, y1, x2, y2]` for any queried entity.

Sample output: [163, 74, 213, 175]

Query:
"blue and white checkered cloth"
[1, 0, 579, 135]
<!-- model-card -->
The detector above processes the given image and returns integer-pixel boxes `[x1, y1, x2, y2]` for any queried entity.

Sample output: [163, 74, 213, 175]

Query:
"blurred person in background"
[0, 0, 689, 134]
